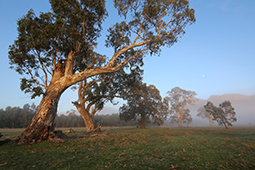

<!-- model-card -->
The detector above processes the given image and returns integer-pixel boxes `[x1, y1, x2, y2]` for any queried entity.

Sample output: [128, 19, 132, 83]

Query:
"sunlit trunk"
[73, 103, 99, 132]
[16, 85, 66, 144]
[176, 111, 183, 127]
[178, 119, 183, 127]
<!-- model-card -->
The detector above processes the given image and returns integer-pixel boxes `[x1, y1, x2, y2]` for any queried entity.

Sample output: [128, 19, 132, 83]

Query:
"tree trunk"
[15, 85, 65, 145]
[176, 110, 182, 127]
[207, 117, 213, 126]
[224, 124, 229, 129]
[73, 103, 100, 132]
[178, 119, 182, 127]
[140, 113, 146, 128]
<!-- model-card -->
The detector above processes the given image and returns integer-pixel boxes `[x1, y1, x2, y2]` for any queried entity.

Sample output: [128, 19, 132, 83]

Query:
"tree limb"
[65, 51, 75, 77]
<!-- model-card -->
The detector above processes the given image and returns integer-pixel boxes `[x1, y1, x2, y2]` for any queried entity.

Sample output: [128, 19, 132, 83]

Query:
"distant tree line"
[1, 91, 237, 129]
[0, 104, 137, 128]
[0, 104, 37, 128]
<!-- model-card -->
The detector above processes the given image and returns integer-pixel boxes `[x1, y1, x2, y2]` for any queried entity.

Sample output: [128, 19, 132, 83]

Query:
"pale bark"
[73, 102, 100, 132]
[176, 109, 183, 127]
[178, 118, 183, 127]
[72, 80, 101, 132]
[16, 83, 66, 144]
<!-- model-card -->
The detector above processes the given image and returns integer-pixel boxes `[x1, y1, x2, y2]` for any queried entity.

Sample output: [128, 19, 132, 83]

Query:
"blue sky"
[0, 0, 254, 113]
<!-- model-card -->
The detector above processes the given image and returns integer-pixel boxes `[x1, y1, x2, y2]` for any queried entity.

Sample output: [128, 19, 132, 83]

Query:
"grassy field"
[0, 126, 255, 169]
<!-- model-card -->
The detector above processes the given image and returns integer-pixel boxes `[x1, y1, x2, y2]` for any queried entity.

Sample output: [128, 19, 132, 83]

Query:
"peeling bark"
[15, 83, 66, 145]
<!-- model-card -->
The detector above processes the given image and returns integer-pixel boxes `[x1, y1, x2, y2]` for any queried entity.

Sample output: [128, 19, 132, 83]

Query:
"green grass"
[0, 126, 255, 169]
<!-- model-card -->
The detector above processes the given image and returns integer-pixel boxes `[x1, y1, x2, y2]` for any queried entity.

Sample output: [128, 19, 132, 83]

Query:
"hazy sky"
[0, 0, 254, 113]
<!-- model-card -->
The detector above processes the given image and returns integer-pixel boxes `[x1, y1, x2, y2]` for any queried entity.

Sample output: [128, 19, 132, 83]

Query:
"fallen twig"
[63, 128, 76, 133]
[70, 128, 111, 139]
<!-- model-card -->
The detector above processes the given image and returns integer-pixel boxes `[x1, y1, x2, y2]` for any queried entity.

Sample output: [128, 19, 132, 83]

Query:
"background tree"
[165, 87, 196, 127]
[72, 66, 142, 132]
[9, 0, 195, 144]
[197, 106, 214, 126]
[168, 108, 192, 127]
[204, 101, 237, 129]
[119, 83, 168, 128]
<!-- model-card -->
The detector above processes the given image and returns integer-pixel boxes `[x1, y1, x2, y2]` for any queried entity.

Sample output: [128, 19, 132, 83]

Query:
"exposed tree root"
[86, 124, 102, 133]
[47, 130, 69, 143]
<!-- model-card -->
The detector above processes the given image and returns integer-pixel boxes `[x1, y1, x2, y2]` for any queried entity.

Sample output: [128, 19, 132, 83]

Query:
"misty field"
[0, 127, 255, 169]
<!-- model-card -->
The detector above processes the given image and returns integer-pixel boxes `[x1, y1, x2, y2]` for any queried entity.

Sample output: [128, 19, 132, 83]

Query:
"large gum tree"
[9, 0, 195, 144]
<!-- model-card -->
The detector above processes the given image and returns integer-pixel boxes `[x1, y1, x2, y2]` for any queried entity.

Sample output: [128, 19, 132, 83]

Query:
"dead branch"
[63, 128, 76, 133]
[70, 128, 111, 139]
[0, 133, 12, 146]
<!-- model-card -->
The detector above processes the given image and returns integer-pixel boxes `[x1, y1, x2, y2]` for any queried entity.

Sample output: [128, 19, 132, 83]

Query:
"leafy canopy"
[9, 0, 195, 99]
[119, 82, 168, 127]
[9, 0, 107, 98]
[73, 66, 143, 115]
[204, 101, 237, 128]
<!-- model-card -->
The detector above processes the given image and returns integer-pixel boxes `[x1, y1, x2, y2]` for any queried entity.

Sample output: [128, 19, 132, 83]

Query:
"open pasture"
[0, 126, 255, 169]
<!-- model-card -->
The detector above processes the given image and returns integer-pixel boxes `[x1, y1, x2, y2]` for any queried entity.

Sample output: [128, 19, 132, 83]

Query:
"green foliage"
[109, 0, 195, 55]
[119, 82, 168, 127]
[8, 0, 195, 142]
[8, 0, 107, 98]
[1, 127, 255, 169]
[204, 101, 237, 129]
[9, 0, 195, 99]
[75, 65, 143, 115]
[8, 0, 195, 107]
